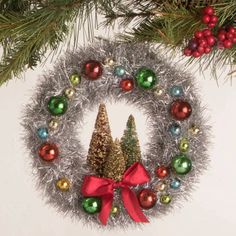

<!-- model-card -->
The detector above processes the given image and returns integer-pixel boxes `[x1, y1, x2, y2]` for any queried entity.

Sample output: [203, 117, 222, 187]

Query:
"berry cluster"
[184, 29, 215, 58]
[183, 5, 236, 58]
[201, 6, 218, 29]
[217, 26, 236, 49]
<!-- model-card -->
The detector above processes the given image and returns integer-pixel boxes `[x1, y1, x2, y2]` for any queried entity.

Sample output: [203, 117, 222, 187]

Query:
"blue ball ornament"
[170, 178, 181, 189]
[169, 123, 181, 137]
[170, 85, 183, 97]
[114, 66, 126, 77]
[37, 127, 49, 139]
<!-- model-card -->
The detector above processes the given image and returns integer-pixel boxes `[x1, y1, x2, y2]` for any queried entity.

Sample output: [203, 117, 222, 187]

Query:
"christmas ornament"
[38, 143, 59, 161]
[82, 197, 102, 214]
[120, 78, 134, 92]
[114, 65, 126, 77]
[56, 178, 71, 191]
[138, 189, 157, 210]
[37, 127, 48, 139]
[23, 41, 210, 228]
[83, 60, 103, 80]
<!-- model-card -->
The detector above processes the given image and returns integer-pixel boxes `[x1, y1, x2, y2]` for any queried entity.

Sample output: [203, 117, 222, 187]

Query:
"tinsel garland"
[23, 40, 210, 228]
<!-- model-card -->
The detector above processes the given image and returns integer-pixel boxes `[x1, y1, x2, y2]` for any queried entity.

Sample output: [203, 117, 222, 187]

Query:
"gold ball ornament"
[56, 178, 71, 191]
[48, 119, 59, 130]
[104, 57, 115, 67]
[179, 138, 189, 152]
[154, 182, 167, 192]
[64, 87, 75, 99]
[160, 194, 172, 204]
[189, 125, 200, 135]
[154, 87, 163, 96]
[111, 206, 120, 215]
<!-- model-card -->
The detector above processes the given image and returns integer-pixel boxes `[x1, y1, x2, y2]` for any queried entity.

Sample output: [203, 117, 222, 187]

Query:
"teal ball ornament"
[171, 154, 192, 175]
[135, 67, 157, 89]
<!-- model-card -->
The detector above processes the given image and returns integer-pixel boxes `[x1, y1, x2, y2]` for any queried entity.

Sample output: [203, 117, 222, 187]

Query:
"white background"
[0, 19, 236, 236]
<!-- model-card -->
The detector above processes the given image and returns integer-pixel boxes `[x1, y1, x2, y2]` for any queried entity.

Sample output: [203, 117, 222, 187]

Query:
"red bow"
[81, 162, 150, 225]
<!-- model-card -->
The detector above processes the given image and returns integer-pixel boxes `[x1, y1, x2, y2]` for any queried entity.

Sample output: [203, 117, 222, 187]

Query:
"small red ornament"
[155, 166, 169, 179]
[210, 15, 218, 23]
[138, 189, 157, 209]
[208, 23, 216, 28]
[83, 60, 103, 80]
[183, 48, 192, 56]
[170, 100, 192, 121]
[38, 143, 59, 161]
[194, 31, 203, 39]
[206, 36, 215, 46]
[223, 40, 233, 49]
[192, 51, 201, 58]
[204, 47, 211, 54]
[203, 29, 212, 37]
[120, 78, 134, 91]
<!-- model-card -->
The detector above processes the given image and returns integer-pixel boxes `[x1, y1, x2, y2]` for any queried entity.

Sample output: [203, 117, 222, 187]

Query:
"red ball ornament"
[208, 23, 216, 28]
[218, 33, 226, 42]
[228, 26, 236, 34]
[194, 31, 203, 39]
[83, 60, 103, 80]
[204, 47, 211, 54]
[206, 36, 215, 46]
[138, 189, 157, 209]
[192, 51, 201, 58]
[38, 143, 59, 161]
[120, 78, 134, 91]
[210, 15, 218, 23]
[203, 29, 212, 37]
[183, 48, 192, 56]
[155, 166, 169, 179]
[170, 100, 192, 121]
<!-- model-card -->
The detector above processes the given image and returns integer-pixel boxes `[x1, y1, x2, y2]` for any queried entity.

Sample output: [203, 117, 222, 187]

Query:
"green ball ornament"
[48, 96, 68, 116]
[135, 67, 157, 89]
[82, 197, 101, 214]
[171, 154, 192, 175]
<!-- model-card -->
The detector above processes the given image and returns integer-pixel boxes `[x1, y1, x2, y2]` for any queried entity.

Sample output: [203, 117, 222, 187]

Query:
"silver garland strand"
[23, 40, 210, 229]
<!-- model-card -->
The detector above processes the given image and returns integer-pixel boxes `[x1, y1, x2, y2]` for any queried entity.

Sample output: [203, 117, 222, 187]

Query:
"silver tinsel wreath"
[23, 40, 210, 229]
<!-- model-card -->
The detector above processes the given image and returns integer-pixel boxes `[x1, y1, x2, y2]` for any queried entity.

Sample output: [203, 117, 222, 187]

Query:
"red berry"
[206, 36, 215, 46]
[204, 47, 211, 54]
[202, 15, 211, 24]
[208, 23, 216, 28]
[210, 15, 218, 23]
[193, 51, 201, 58]
[197, 46, 205, 54]
[183, 48, 192, 56]
[198, 38, 208, 47]
[228, 26, 236, 34]
[223, 40, 233, 48]
[203, 28, 212, 36]
[218, 29, 226, 34]
[232, 37, 236, 43]
[203, 6, 214, 16]
[226, 32, 234, 39]
[218, 33, 226, 41]
[194, 31, 203, 39]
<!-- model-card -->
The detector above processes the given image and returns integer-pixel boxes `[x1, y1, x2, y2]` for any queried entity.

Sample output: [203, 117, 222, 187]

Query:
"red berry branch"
[183, 6, 236, 58]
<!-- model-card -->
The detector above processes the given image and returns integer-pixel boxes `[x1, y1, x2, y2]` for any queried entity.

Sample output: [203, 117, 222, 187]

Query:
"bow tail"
[99, 194, 113, 225]
[121, 188, 149, 223]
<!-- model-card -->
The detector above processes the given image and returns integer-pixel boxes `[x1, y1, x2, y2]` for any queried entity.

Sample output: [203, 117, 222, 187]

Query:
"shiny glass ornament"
[48, 119, 59, 130]
[160, 194, 172, 204]
[170, 100, 192, 121]
[154, 182, 167, 192]
[69, 73, 81, 86]
[37, 127, 48, 139]
[111, 206, 120, 215]
[48, 96, 68, 116]
[155, 166, 169, 179]
[114, 65, 126, 77]
[120, 78, 134, 91]
[170, 85, 183, 97]
[64, 88, 75, 99]
[82, 197, 101, 214]
[189, 125, 200, 135]
[138, 189, 157, 209]
[135, 67, 157, 89]
[38, 143, 59, 161]
[171, 154, 192, 175]
[179, 138, 190, 152]
[169, 123, 181, 137]
[170, 178, 181, 189]
[56, 178, 70, 191]
[104, 58, 115, 66]
[83, 60, 103, 80]
[154, 88, 163, 96]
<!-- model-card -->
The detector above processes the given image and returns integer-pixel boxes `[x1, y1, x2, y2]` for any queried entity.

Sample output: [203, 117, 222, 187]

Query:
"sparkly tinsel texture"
[23, 40, 210, 229]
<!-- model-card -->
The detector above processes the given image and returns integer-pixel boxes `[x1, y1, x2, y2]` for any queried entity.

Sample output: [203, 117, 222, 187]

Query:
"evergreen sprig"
[0, 0, 236, 85]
